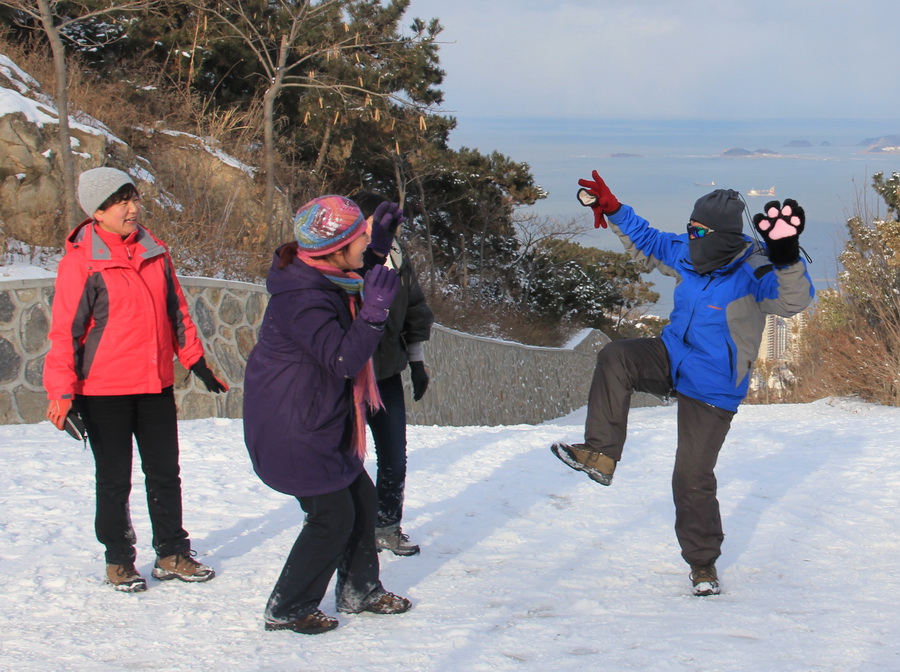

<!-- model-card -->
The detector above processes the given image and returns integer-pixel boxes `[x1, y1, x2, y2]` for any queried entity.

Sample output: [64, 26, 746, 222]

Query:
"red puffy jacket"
[44, 220, 205, 400]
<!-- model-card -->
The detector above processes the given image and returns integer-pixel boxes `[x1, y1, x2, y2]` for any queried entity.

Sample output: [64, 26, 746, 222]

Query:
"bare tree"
[0, 0, 157, 228]
[194, 0, 437, 242]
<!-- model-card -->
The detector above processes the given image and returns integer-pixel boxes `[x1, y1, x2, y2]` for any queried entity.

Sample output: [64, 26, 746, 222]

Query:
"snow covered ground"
[2, 398, 900, 671]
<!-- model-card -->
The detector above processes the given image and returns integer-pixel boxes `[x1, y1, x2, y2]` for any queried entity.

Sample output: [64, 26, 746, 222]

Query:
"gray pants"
[585, 338, 734, 566]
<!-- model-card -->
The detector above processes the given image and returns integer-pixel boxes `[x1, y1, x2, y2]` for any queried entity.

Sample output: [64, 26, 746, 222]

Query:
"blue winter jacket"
[608, 204, 815, 412]
[242, 252, 384, 497]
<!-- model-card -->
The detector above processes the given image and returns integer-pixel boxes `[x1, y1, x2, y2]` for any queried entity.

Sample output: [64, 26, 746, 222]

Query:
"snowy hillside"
[2, 398, 900, 671]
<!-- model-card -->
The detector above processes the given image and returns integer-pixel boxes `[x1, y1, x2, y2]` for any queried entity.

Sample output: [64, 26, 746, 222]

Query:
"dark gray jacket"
[363, 239, 433, 380]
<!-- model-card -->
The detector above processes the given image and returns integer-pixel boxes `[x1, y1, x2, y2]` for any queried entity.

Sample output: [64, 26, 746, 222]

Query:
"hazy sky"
[406, 0, 900, 122]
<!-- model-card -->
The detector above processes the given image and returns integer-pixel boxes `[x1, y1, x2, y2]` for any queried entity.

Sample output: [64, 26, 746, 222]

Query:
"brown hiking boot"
[265, 610, 339, 635]
[551, 442, 617, 486]
[151, 550, 215, 583]
[338, 591, 412, 615]
[690, 563, 721, 596]
[375, 524, 420, 556]
[106, 563, 147, 593]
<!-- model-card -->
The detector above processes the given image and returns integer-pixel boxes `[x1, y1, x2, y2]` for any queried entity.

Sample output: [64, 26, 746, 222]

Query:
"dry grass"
[788, 295, 900, 406]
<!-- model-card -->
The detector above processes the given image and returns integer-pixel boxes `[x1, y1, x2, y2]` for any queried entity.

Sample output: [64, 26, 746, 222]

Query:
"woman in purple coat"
[243, 195, 410, 635]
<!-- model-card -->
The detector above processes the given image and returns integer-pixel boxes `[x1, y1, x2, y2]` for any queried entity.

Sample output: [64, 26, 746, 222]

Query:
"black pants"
[585, 338, 734, 566]
[367, 373, 408, 528]
[76, 387, 189, 565]
[265, 472, 384, 623]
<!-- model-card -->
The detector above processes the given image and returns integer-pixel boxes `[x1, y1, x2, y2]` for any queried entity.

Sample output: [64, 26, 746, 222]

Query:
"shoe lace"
[173, 550, 201, 569]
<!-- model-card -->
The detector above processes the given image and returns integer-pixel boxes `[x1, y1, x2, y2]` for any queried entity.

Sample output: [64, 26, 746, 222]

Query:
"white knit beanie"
[77, 167, 135, 217]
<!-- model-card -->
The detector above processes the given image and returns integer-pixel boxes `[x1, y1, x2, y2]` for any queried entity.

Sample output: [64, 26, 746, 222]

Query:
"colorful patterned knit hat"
[293, 195, 366, 256]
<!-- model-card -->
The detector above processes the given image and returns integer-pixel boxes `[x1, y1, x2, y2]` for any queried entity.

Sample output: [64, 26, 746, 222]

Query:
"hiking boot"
[106, 563, 147, 593]
[151, 550, 216, 583]
[375, 524, 420, 556]
[265, 610, 339, 635]
[338, 591, 412, 615]
[551, 442, 616, 486]
[690, 563, 721, 596]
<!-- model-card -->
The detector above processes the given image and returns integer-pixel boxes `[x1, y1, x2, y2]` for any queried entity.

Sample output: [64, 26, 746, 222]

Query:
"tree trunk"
[262, 84, 278, 243]
[391, 152, 407, 208]
[313, 116, 334, 176]
[37, 0, 78, 229]
[413, 175, 436, 295]
[459, 232, 468, 302]
[263, 35, 291, 245]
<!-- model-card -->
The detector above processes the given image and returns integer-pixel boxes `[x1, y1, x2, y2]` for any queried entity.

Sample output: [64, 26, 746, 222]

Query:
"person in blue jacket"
[552, 171, 815, 596]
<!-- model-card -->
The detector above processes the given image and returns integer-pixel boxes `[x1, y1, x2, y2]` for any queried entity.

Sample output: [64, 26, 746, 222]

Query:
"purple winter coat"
[243, 251, 384, 497]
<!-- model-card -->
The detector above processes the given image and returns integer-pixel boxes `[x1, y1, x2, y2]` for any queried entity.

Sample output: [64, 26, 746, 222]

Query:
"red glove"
[576, 170, 621, 229]
[47, 399, 72, 430]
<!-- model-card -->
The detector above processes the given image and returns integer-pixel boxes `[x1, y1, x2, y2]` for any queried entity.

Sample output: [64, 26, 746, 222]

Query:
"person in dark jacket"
[243, 195, 411, 635]
[352, 192, 434, 556]
[552, 171, 815, 596]
[44, 167, 227, 593]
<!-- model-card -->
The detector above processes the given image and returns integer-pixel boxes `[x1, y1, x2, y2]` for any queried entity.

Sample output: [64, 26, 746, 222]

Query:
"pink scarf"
[297, 254, 383, 460]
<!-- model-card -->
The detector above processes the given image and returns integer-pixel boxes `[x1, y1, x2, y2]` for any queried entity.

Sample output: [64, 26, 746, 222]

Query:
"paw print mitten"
[752, 199, 805, 265]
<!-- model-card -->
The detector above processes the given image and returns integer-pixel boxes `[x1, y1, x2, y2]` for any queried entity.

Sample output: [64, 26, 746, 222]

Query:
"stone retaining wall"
[1, 276, 659, 427]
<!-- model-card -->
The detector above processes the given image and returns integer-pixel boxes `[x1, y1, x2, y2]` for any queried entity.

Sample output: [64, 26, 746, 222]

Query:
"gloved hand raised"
[190, 356, 229, 393]
[752, 199, 805, 266]
[368, 201, 404, 257]
[576, 170, 621, 229]
[359, 263, 400, 324]
[409, 360, 429, 401]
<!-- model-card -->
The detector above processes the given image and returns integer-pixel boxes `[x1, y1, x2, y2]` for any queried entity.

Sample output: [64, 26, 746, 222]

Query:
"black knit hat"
[690, 189, 745, 234]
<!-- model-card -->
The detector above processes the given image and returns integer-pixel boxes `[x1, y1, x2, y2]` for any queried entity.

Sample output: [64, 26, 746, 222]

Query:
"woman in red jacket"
[44, 167, 227, 593]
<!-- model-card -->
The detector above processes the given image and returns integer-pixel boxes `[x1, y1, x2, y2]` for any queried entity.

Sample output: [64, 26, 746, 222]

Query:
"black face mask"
[689, 232, 746, 274]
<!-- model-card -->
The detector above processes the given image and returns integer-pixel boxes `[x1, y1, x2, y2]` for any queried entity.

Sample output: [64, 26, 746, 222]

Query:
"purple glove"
[368, 201, 404, 256]
[359, 264, 400, 324]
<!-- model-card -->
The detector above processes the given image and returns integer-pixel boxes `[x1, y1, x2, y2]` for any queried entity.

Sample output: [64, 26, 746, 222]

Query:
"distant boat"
[747, 186, 775, 197]
[695, 180, 716, 187]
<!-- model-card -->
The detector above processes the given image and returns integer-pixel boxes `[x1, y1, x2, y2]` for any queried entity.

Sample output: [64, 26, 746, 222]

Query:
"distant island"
[721, 147, 779, 157]
[785, 140, 812, 147]
[858, 135, 900, 154]
[610, 153, 642, 158]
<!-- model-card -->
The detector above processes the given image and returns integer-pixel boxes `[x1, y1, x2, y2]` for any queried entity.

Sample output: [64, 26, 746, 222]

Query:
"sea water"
[447, 117, 900, 315]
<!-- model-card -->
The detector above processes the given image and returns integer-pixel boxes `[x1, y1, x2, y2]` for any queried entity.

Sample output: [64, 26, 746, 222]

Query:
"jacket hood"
[265, 247, 340, 296]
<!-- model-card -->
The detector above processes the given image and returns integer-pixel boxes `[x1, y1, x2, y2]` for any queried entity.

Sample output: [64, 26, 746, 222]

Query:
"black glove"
[190, 356, 229, 393]
[752, 199, 805, 266]
[409, 361, 429, 401]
